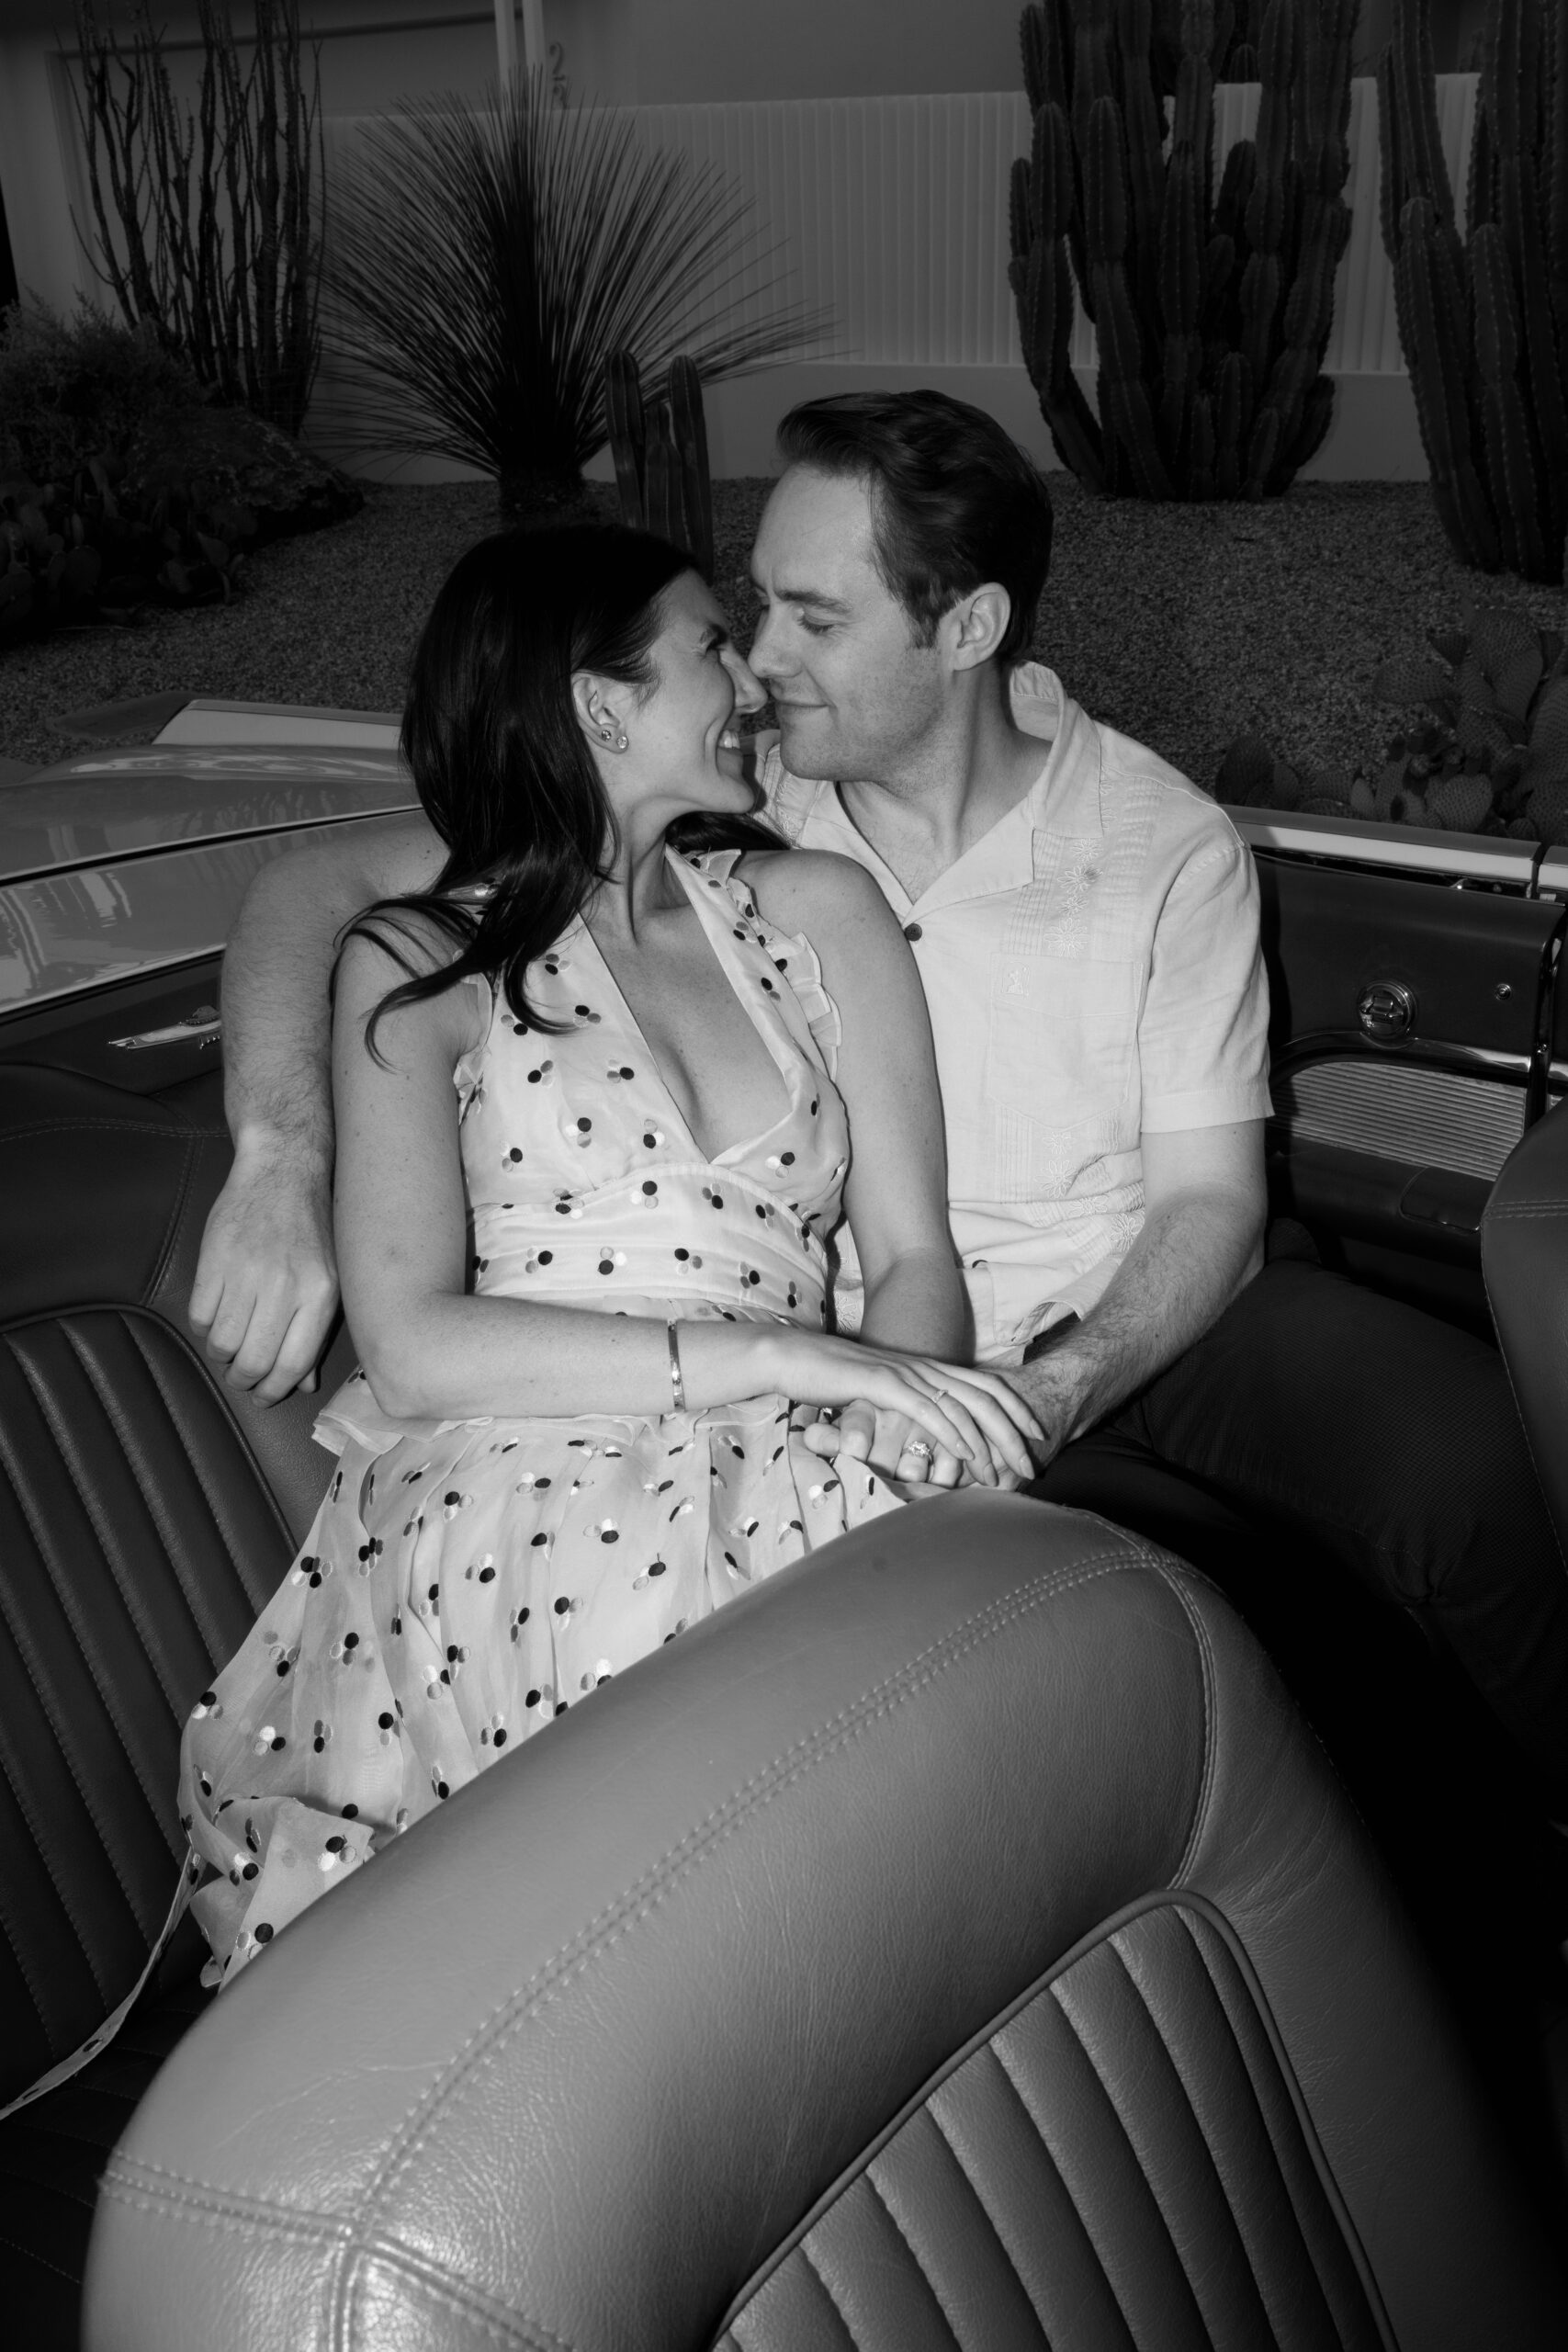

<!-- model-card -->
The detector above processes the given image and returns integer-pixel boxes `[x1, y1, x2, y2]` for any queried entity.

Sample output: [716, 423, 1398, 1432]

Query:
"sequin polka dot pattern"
[176, 848, 900, 1988]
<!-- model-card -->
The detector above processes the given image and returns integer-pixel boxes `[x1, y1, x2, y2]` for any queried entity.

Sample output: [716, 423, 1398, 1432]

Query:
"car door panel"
[1245, 834, 1564, 1332]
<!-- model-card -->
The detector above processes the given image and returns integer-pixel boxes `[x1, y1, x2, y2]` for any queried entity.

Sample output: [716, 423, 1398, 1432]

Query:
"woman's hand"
[803, 1404, 969, 1490]
[767, 1329, 1043, 1487]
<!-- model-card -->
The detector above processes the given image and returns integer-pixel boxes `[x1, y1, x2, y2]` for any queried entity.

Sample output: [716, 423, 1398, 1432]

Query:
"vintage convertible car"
[3, 702, 1567, 2347]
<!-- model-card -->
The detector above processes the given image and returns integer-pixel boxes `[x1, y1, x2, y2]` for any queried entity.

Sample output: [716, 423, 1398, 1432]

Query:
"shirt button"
[903, 922, 922, 942]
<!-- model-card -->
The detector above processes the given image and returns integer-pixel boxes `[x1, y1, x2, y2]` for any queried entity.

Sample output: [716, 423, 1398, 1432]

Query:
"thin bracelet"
[666, 1318, 686, 1413]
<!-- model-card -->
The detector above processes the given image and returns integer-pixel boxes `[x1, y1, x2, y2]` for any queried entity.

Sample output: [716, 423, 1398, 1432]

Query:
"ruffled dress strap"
[682, 847, 842, 1080]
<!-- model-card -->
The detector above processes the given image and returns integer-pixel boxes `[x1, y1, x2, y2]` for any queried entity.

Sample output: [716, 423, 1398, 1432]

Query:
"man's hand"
[1003, 1119, 1268, 1473]
[188, 1138, 340, 1404]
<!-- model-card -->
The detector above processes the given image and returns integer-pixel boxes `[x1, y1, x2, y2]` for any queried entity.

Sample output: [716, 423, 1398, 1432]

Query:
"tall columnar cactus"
[1010, 0, 1358, 500]
[604, 351, 716, 579]
[1378, 0, 1568, 582]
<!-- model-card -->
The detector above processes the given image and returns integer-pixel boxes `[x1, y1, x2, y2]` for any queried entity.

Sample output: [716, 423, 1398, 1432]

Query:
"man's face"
[747, 465, 949, 785]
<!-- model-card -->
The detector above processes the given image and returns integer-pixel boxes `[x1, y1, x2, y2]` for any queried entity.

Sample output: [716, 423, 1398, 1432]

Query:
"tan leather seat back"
[85, 1495, 1568, 2350]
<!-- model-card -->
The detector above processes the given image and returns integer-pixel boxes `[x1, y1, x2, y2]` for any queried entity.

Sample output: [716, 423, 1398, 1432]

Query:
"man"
[193, 390, 1568, 1826]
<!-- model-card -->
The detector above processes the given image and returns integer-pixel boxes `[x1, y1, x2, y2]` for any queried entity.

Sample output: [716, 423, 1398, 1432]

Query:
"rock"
[126, 406, 362, 543]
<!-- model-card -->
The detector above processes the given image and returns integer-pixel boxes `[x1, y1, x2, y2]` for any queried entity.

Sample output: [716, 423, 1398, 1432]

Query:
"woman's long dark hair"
[344, 525, 780, 1054]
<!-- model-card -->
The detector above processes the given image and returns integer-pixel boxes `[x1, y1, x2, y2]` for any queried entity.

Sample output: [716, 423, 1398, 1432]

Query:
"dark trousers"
[1029, 1258, 1568, 2199]
[1030, 1258, 1568, 1814]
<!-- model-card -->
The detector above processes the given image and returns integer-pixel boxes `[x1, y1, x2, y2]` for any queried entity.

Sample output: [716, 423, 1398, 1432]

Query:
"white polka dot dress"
[178, 850, 904, 1985]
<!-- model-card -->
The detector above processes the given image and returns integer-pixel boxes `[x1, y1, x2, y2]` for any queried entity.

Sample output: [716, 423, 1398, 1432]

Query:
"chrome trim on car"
[0, 811, 414, 1012]
[1235, 809, 1543, 889]
[1271, 1032, 1535, 1081]
[0, 747, 417, 882]
[109, 1012, 222, 1052]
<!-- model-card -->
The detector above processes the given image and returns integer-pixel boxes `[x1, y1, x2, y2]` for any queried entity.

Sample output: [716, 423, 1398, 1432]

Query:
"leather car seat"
[85, 1491, 1567, 2350]
[0, 1061, 354, 2349]
[1483, 1091, 1568, 1569]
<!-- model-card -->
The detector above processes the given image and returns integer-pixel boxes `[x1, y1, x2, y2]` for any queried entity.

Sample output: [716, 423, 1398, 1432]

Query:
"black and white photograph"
[2, 1, 1567, 2343]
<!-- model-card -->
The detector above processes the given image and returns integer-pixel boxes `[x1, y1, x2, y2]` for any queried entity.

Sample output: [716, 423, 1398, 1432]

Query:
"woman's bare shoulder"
[737, 845, 893, 933]
[334, 906, 489, 1058]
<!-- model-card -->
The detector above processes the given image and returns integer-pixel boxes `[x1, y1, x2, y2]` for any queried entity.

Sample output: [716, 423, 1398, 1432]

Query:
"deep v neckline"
[575, 851, 798, 1168]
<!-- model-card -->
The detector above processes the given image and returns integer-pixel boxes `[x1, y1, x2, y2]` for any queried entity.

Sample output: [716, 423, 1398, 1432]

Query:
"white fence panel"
[319, 75, 1477, 382]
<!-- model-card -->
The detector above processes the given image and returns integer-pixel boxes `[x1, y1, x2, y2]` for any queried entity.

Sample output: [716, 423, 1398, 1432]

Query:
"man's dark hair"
[775, 390, 1054, 667]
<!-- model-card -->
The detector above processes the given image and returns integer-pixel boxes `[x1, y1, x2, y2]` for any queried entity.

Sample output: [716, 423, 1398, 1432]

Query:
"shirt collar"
[773, 664, 1103, 913]
[1010, 664, 1105, 844]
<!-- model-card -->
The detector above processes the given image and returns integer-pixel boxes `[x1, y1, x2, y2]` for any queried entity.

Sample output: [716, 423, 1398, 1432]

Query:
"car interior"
[4, 803, 1568, 2346]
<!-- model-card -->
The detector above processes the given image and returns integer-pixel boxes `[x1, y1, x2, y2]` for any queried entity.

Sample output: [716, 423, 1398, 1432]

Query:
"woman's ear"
[570, 672, 630, 751]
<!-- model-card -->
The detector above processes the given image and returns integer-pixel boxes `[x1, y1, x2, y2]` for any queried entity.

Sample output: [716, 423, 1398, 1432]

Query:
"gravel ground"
[3, 472, 1565, 786]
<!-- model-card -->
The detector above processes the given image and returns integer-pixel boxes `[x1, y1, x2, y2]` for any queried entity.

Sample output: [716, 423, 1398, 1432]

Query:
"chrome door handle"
[110, 1007, 221, 1052]
[1357, 979, 1416, 1044]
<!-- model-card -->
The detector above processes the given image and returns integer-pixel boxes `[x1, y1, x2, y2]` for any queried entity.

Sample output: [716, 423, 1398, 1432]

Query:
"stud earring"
[615, 731, 628, 751]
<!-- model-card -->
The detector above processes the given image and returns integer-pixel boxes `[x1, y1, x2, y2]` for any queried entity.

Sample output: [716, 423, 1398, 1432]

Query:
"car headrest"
[85, 1494, 1567, 2351]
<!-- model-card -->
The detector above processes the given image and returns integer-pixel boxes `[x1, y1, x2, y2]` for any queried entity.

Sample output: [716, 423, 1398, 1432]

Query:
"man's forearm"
[221, 817, 441, 1159]
[1010, 1190, 1264, 1454]
[220, 851, 346, 1161]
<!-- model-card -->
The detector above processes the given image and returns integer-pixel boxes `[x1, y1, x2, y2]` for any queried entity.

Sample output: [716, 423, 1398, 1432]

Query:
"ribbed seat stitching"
[992, 2010, 1191, 2351]
[0, 2226, 84, 2287]
[1174, 1913, 1388, 2350]
[860, 2165, 966, 2347]
[97, 1314, 286, 1657]
[122, 1311, 293, 1605]
[0, 2143, 101, 2209]
[1049, 1978, 1224, 2345]
[6, 1345, 186, 1923]
[916, 2103, 1056, 2348]
[3, 2112, 136, 2165]
[727, 2252, 860, 2351]
[1104, 1925, 1332, 2350]
[45, 1320, 217, 1723]
[0, 1587, 127, 2007]
[940, 2045, 1134, 2351]
[1086, 1934, 1296, 2344]
[0, 1864, 51, 2039]
[797, 2237, 868, 2347]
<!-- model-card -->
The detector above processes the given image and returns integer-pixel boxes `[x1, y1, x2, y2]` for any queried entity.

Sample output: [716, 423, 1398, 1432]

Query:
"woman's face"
[623, 570, 768, 815]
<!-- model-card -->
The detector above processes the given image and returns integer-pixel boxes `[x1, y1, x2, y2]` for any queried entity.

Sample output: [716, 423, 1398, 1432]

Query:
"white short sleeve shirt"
[761, 663, 1272, 1363]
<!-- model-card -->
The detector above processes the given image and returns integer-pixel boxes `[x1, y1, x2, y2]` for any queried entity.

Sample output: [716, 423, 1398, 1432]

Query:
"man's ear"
[946, 583, 1013, 672]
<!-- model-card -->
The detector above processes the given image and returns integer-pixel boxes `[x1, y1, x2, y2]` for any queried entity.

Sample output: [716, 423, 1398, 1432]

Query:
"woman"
[178, 526, 1042, 1985]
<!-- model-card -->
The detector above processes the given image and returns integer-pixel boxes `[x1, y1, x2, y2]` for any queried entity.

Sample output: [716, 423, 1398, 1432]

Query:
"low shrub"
[0, 299, 358, 640]
[0, 457, 254, 640]
[0, 298, 206, 485]
[1217, 604, 1568, 840]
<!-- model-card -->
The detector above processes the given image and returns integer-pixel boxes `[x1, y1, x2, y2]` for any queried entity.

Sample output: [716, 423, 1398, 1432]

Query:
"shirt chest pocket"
[984, 955, 1139, 1139]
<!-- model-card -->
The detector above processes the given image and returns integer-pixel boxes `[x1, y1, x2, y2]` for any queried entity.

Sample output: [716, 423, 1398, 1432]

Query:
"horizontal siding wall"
[310, 76, 1479, 477]
[615, 76, 1479, 375]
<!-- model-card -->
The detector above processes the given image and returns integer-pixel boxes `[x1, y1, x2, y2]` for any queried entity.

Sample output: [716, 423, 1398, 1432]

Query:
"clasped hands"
[797, 1374, 1045, 1495]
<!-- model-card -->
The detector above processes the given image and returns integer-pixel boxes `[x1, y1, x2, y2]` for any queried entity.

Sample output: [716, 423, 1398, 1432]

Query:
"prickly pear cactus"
[1010, 0, 1358, 500]
[1217, 604, 1568, 839]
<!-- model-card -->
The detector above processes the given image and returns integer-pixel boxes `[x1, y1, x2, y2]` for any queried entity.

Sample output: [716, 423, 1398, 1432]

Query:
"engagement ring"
[905, 1441, 934, 1462]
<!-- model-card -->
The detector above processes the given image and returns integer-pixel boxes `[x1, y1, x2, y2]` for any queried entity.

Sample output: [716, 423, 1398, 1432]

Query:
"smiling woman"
[34, 519, 1039, 2007]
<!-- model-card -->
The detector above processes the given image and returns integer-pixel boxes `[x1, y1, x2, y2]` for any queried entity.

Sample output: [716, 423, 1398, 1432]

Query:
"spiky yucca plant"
[320, 73, 814, 522]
